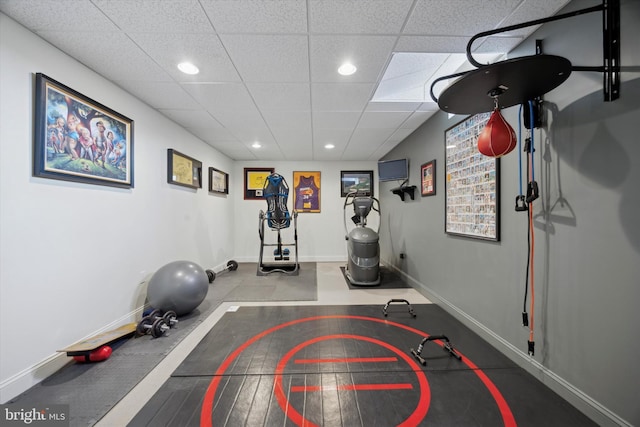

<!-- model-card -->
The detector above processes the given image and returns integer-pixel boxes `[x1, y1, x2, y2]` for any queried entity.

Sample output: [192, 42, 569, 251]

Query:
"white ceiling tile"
[311, 83, 375, 111]
[262, 111, 312, 131]
[200, 0, 307, 33]
[313, 129, 353, 147]
[159, 109, 222, 129]
[357, 111, 413, 129]
[312, 111, 361, 130]
[310, 35, 396, 83]
[182, 83, 256, 112]
[92, 0, 214, 33]
[212, 110, 268, 132]
[1, 0, 116, 31]
[246, 83, 311, 111]
[348, 128, 396, 146]
[309, 0, 413, 34]
[221, 35, 309, 82]
[501, 1, 572, 37]
[400, 111, 434, 129]
[37, 31, 173, 82]
[405, 0, 522, 36]
[366, 102, 423, 112]
[270, 127, 313, 148]
[128, 33, 241, 82]
[187, 127, 240, 142]
[395, 36, 470, 53]
[226, 126, 276, 147]
[114, 81, 201, 110]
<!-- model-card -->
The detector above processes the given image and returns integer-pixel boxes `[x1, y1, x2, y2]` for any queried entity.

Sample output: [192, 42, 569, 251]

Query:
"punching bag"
[477, 108, 517, 157]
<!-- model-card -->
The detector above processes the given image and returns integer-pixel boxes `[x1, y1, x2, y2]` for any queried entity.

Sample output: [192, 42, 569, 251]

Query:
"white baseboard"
[0, 307, 145, 404]
[384, 263, 631, 427]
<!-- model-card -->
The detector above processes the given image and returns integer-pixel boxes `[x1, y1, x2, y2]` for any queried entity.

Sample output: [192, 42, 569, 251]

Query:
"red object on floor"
[73, 345, 112, 363]
[477, 108, 517, 157]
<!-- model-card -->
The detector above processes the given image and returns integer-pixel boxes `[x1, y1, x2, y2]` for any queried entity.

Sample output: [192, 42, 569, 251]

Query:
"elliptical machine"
[343, 190, 381, 286]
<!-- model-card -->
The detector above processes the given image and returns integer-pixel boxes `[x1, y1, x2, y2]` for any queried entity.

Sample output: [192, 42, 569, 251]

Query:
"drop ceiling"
[0, 0, 571, 161]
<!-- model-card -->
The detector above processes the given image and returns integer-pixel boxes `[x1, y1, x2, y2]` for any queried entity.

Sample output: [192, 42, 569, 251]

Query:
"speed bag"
[477, 109, 517, 157]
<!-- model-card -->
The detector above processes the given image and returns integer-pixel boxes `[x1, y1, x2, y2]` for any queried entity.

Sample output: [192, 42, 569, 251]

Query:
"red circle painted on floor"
[272, 334, 430, 427]
[200, 315, 516, 427]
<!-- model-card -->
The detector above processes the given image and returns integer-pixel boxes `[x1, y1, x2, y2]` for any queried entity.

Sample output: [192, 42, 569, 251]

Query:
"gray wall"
[378, 1, 640, 425]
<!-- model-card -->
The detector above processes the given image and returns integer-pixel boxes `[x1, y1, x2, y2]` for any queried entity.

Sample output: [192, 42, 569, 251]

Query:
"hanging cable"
[518, 105, 524, 196]
[526, 100, 537, 356]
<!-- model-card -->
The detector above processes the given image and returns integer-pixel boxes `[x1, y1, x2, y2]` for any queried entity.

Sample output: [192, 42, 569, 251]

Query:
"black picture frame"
[244, 167, 275, 200]
[34, 73, 134, 188]
[444, 112, 500, 241]
[421, 160, 436, 197]
[208, 167, 229, 194]
[167, 149, 202, 189]
[340, 170, 374, 197]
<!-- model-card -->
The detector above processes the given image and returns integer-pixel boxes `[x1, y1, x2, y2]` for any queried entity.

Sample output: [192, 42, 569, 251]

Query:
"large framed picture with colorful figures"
[33, 73, 134, 188]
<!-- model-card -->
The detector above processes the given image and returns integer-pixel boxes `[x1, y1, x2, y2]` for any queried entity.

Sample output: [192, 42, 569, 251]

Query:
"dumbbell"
[206, 260, 239, 283]
[136, 310, 178, 338]
[149, 309, 178, 328]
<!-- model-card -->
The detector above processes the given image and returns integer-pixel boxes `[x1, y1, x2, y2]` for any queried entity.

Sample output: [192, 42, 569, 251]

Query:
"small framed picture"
[244, 167, 274, 199]
[208, 167, 229, 194]
[421, 160, 436, 197]
[167, 149, 202, 189]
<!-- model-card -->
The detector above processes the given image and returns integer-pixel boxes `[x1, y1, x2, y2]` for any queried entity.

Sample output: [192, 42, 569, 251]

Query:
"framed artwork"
[293, 171, 321, 213]
[421, 160, 436, 197]
[167, 149, 202, 189]
[33, 73, 134, 188]
[208, 167, 229, 194]
[340, 170, 374, 197]
[244, 167, 274, 199]
[444, 112, 500, 241]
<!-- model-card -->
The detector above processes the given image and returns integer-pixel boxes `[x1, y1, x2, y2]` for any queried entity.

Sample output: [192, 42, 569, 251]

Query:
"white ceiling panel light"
[177, 62, 199, 75]
[337, 62, 357, 76]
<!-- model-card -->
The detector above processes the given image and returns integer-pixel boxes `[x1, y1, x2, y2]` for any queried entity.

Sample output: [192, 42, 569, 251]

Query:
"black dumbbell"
[136, 316, 169, 338]
[136, 309, 178, 337]
[206, 260, 239, 283]
[147, 309, 178, 328]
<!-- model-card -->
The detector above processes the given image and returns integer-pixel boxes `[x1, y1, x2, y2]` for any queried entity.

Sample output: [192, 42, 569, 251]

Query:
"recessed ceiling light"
[252, 142, 262, 149]
[177, 62, 199, 75]
[324, 143, 335, 149]
[338, 62, 357, 76]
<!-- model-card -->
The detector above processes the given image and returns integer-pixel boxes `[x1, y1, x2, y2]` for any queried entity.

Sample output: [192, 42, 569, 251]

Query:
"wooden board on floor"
[58, 323, 137, 356]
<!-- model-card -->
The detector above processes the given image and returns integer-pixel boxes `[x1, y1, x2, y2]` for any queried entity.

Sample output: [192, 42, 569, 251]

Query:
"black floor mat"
[130, 304, 596, 427]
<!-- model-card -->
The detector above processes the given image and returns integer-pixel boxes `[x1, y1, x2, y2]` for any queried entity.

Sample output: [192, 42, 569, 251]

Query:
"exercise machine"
[343, 190, 380, 286]
[258, 173, 299, 276]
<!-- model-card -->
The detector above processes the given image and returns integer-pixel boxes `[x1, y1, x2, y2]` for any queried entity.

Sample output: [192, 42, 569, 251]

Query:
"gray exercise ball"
[147, 260, 209, 316]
